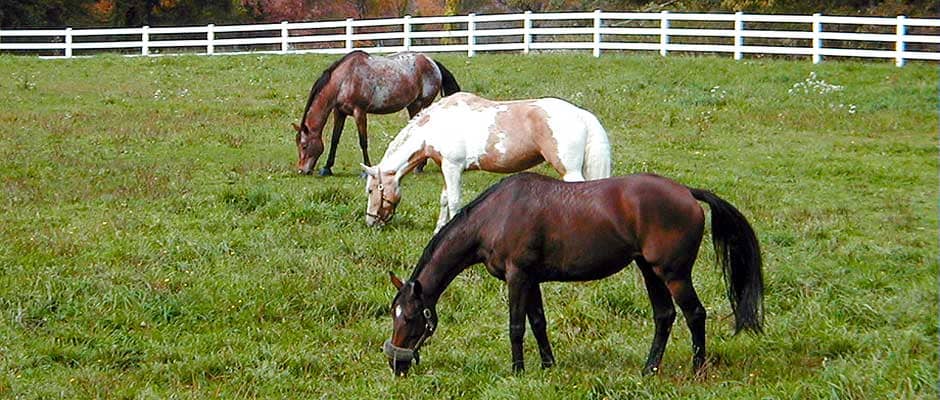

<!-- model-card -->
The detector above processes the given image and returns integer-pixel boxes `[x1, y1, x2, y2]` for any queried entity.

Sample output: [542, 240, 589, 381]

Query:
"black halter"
[384, 307, 436, 367]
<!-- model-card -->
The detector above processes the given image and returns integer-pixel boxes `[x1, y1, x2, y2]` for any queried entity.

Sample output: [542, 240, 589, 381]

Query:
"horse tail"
[580, 112, 611, 180]
[433, 60, 461, 96]
[689, 188, 764, 334]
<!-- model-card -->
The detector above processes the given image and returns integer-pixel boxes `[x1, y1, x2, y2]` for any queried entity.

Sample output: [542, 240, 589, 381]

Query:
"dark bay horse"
[384, 172, 764, 376]
[293, 50, 461, 176]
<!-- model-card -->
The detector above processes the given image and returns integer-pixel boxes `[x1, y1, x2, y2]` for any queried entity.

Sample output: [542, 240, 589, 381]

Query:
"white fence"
[1, 11, 938, 66]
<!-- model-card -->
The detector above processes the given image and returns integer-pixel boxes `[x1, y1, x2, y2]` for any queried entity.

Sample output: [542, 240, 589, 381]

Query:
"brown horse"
[293, 50, 461, 176]
[384, 172, 764, 376]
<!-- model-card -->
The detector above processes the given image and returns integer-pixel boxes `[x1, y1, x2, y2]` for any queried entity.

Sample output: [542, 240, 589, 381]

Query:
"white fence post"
[65, 27, 72, 58]
[733, 11, 743, 60]
[467, 13, 476, 57]
[523, 11, 532, 54]
[811, 13, 822, 64]
[281, 21, 289, 54]
[345, 18, 354, 51]
[3, 12, 939, 62]
[593, 9, 602, 57]
[403, 15, 411, 51]
[896, 15, 906, 67]
[659, 11, 669, 57]
[207, 24, 214, 55]
[141, 25, 149, 56]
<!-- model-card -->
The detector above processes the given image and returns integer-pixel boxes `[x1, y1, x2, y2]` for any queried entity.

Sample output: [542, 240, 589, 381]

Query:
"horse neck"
[303, 82, 338, 134]
[378, 127, 430, 179]
[413, 220, 481, 306]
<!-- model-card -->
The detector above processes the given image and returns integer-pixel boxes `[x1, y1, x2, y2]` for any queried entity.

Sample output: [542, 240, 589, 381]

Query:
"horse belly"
[474, 151, 543, 173]
[538, 216, 638, 282]
[542, 248, 633, 282]
[473, 129, 544, 172]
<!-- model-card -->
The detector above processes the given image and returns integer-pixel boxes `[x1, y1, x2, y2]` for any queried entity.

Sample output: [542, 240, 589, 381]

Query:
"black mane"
[297, 50, 366, 130]
[408, 174, 535, 281]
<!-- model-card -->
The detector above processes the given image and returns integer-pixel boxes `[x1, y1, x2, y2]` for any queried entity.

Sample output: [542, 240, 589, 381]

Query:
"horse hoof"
[319, 168, 333, 177]
[511, 362, 525, 374]
[642, 366, 659, 376]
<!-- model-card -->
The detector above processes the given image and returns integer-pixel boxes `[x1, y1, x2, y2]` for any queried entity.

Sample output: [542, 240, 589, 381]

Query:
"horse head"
[385, 272, 436, 377]
[363, 164, 401, 226]
[293, 122, 324, 175]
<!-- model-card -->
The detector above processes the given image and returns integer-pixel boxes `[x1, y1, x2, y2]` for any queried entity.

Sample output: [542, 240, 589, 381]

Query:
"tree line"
[1, 0, 936, 28]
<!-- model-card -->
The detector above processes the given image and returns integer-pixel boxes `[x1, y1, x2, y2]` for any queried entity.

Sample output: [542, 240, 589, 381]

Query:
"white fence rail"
[1, 11, 938, 66]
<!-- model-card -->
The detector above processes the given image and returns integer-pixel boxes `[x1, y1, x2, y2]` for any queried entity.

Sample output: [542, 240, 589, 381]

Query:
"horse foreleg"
[526, 283, 555, 368]
[353, 108, 371, 170]
[321, 109, 346, 176]
[440, 161, 463, 227]
[638, 260, 677, 375]
[506, 266, 531, 373]
[434, 189, 448, 233]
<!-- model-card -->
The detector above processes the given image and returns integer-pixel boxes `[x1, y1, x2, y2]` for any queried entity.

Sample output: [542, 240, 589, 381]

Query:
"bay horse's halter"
[384, 308, 435, 367]
[366, 167, 397, 224]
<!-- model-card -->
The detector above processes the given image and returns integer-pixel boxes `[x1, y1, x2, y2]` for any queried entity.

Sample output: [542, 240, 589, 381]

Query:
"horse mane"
[408, 174, 530, 281]
[382, 105, 434, 162]
[298, 50, 366, 130]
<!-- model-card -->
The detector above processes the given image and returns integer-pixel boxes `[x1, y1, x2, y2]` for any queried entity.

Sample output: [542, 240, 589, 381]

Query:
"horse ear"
[388, 271, 405, 289]
[291, 122, 302, 132]
[360, 163, 378, 177]
[389, 272, 404, 289]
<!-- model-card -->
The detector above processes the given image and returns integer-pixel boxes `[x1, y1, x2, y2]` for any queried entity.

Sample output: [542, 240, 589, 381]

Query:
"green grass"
[0, 52, 936, 398]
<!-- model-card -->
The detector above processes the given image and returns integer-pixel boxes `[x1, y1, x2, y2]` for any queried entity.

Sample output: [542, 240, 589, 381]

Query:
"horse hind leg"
[540, 145, 585, 182]
[668, 276, 707, 375]
[637, 259, 677, 375]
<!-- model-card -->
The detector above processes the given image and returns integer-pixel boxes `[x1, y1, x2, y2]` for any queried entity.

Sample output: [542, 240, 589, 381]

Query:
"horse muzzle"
[384, 339, 417, 376]
[366, 211, 393, 227]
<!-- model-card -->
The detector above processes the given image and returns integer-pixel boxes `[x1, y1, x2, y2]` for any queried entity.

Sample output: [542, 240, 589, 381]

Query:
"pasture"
[0, 52, 936, 398]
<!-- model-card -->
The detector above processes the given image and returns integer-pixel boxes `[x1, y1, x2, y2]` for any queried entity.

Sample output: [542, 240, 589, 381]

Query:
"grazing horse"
[383, 173, 764, 377]
[293, 50, 461, 176]
[362, 92, 611, 231]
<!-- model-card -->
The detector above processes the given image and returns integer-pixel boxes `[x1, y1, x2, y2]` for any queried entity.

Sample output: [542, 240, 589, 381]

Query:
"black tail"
[434, 60, 461, 96]
[690, 188, 764, 334]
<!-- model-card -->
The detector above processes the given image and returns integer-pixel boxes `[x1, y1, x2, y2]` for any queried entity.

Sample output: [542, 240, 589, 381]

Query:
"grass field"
[0, 51, 936, 398]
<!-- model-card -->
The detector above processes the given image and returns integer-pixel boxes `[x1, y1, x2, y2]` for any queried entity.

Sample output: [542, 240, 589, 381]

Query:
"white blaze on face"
[395, 305, 403, 318]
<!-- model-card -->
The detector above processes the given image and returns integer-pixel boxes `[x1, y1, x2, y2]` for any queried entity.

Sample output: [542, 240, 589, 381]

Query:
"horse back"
[334, 52, 434, 113]
[474, 173, 704, 282]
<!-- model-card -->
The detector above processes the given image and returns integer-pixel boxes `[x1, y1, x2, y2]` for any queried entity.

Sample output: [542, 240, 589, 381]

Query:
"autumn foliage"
[1, 0, 936, 28]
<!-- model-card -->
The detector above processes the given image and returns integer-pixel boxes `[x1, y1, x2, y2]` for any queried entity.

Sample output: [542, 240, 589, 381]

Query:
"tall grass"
[0, 52, 936, 398]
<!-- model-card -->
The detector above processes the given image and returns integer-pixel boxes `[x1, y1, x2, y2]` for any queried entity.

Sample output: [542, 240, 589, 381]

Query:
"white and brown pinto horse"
[293, 50, 460, 176]
[362, 92, 612, 231]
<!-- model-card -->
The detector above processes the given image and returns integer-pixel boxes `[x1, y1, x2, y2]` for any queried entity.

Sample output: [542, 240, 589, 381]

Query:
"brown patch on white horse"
[475, 103, 566, 175]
